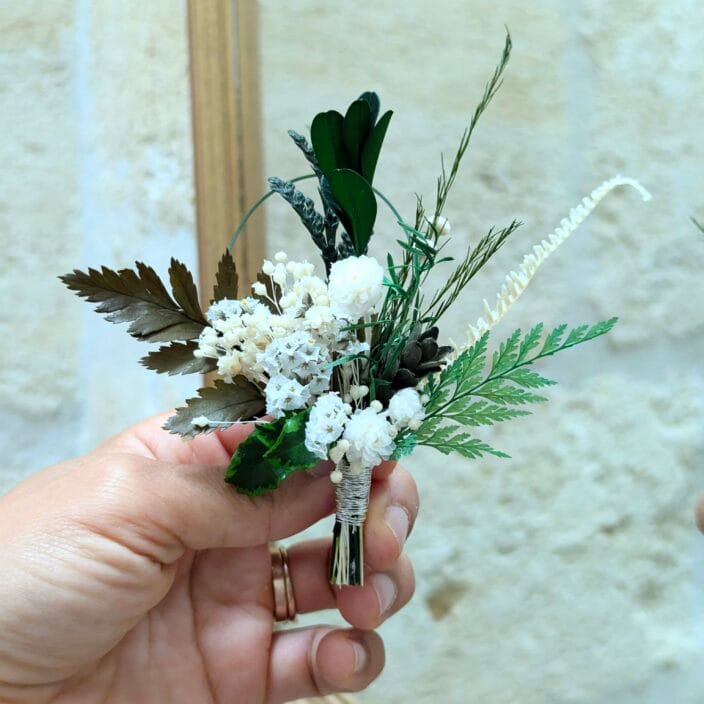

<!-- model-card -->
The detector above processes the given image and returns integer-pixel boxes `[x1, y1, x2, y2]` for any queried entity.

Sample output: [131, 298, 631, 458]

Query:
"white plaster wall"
[1, 1, 703, 702]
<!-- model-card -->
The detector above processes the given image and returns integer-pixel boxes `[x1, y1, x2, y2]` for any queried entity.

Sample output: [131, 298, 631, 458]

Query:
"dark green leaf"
[163, 378, 265, 437]
[361, 110, 392, 183]
[225, 432, 280, 496]
[225, 410, 319, 495]
[60, 263, 206, 343]
[343, 99, 372, 171]
[169, 258, 207, 324]
[311, 110, 346, 178]
[358, 91, 380, 125]
[140, 341, 216, 376]
[213, 250, 239, 301]
[263, 410, 319, 470]
[329, 169, 377, 255]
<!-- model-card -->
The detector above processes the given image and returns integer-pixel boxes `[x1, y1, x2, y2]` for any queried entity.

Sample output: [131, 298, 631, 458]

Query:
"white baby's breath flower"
[343, 407, 395, 470]
[349, 385, 369, 401]
[427, 214, 451, 236]
[265, 375, 310, 418]
[328, 438, 350, 464]
[262, 259, 275, 276]
[274, 251, 288, 262]
[305, 393, 350, 459]
[328, 255, 385, 320]
[252, 281, 266, 296]
[388, 388, 425, 429]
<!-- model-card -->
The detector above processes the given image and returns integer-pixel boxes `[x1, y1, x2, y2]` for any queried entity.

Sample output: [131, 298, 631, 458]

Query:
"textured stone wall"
[0, 1, 197, 488]
[1, 1, 703, 702]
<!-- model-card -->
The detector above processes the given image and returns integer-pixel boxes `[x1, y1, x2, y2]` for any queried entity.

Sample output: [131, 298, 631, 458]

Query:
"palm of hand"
[0, 416, 417, 704]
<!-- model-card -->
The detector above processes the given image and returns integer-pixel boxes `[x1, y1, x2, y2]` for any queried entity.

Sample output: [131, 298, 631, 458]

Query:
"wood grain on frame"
[188, 5, 359, 703]
[187, 0, 265, 301]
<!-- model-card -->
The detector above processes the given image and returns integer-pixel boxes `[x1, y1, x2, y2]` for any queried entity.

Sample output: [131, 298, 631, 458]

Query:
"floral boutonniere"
[62, 33, 650, 586]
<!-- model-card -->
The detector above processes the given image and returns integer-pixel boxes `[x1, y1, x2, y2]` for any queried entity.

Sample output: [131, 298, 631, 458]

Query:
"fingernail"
[371, 572, 397, 616]
[350, 637, 369, 674]
[384, 505, 409, 549]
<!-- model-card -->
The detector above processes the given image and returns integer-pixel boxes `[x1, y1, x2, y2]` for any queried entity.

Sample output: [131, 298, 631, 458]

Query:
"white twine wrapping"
[331, 459, 373, 586]
[335, 459, 373, 526]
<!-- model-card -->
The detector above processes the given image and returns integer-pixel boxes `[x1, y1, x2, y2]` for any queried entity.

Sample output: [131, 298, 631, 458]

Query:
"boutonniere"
[62, 33, 649, 586]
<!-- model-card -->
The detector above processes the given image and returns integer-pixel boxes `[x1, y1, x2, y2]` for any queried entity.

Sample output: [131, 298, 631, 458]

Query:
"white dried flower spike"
[464, 175, 651, 347]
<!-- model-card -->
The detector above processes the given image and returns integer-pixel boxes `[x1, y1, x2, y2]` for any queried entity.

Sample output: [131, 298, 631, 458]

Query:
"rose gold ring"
[270, 545, 297, 622]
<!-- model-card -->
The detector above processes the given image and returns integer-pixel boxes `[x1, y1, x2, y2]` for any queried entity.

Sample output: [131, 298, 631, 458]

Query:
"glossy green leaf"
[361, 110, 392, 183]
[225, 410, 319, 496]
[225, 433, 280, 496]
[263, 410, 318, 470]
[310, 110, 346, 178]
[358, 91, 380, 125]
[329, 168, 377, 255]
[343, 99, 372, 171]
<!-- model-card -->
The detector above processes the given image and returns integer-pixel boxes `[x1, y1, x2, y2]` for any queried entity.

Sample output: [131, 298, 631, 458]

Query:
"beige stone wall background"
[1, 1, 703, 703]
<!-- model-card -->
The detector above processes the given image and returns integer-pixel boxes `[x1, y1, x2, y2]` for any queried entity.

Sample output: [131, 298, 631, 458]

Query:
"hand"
[0, 414, 418, 703]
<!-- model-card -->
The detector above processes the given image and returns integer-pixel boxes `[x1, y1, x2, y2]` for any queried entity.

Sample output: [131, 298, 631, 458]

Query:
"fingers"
[288, 538, 415, 630]
[286, 463, 419, 629]
[266, 626, 384, 703]
[364, 463, 419, 571]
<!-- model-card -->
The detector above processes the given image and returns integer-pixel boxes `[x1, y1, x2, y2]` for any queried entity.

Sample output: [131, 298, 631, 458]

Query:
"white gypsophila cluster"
[328, 255, 385, 320]
[388, 388, 425, 430]
[259, 330, 333, 417]
[302, 388, 427, 474]
[304, 393, 352, 459]
[196, 296, 273, 382]
[462, 175, 652, 348]
[194, 252, 354, 388]
[342, 405, 397, 473]
[265, 375, 311, 418]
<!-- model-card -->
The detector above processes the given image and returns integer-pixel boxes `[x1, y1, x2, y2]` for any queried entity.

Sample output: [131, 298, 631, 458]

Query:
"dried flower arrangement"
[61, 33, 650, 586]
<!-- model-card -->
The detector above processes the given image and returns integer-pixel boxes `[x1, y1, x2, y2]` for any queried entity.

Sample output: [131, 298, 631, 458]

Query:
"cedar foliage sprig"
[392, 318, 617, 460]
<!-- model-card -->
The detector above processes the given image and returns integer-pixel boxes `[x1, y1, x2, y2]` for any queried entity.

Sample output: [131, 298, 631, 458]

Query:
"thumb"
[74, 451, 336, 564]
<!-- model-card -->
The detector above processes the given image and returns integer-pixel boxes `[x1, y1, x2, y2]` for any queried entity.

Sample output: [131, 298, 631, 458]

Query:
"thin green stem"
[227, 174, 316, 252]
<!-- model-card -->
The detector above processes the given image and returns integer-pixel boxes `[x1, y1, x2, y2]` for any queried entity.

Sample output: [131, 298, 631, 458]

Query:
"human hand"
[0, 414, 418, 703]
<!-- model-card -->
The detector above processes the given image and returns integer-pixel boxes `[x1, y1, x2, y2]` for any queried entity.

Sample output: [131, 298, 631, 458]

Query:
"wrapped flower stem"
[330, 459, 373, 586]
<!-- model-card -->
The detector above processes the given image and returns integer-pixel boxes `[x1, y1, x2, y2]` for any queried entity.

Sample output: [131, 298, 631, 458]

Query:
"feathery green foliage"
[415, 319, 617, 459]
